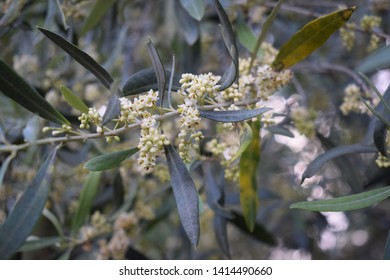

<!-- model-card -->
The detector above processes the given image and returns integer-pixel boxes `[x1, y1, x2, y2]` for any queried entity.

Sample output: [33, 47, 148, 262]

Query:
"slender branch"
[293, 62, 370, 93]
[264, 2, 390, 41]
[0, 99, 261, 153]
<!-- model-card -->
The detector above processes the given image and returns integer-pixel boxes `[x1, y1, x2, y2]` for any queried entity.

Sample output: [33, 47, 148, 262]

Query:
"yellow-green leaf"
[228, 122, 253, 166]
[239, 121, 261, 232]
[60, 86, 89, 114]
[272, 6, 356, 71]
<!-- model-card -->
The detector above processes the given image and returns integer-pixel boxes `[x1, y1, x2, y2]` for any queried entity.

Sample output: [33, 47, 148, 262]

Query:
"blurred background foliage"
[0, 0, 390, 259]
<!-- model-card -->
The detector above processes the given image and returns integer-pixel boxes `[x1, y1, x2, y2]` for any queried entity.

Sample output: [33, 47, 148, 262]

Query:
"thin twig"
[293, 62, 370, 93]
[0, 99, 261, 153]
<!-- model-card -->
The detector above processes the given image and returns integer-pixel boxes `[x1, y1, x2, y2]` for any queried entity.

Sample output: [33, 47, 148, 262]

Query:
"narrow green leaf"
[239, 121, 261, 231]
[0, 148, 58, 260]
[147, 39, 166, 107]
[272, 7, 356, 71]
[290, 186, 390, 211]
[356, 45, 390, 73]
[199, 107, 271, 123]
[236, 20, 257, 52]
[80, 0, 116, 36]
[228, 122, 253, 166]
[71, 172, 101, 236]
[213, 0, 239, 90]
[19, 236, 61, 252]
[384, 230, 390, 260]
[0, 58, 69, 125]
[164, 144, 200, 247]
[43, 208, 64, 239]
[122, 68, 181, 96]
[60, 86, 89, 114]
[179, 0, 205, 21]
[228, 210, 276, 245]
[38, 27, 113, 89]
[249, 0, 284, 71]
[84, 147, 139, 171]
[301, 144, 377, 183]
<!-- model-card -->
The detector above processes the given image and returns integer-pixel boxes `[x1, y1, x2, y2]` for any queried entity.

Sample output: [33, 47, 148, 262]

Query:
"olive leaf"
[199, 107, 271, 123]
[301, 144, 377, 184]
[60, 85, 89, 114]
[71, 172, 102, 236]
[147, 39, 166, 107]
[239, 121, 261, 231]
[164, 144, 200, 247]
[179, 0, 205, 21]
[80, 0, 116, 36]
[122, 68, 181, 96]
[272, 7, 356, 71]
[227, 122, 253, 166]
[0, 58, 69, 125]
[356, 45, 390, 74]
[38, 27, 114, 89]
[84, 147, 139, 171]
[290, 186, 390, 211]
[0, 148, 58, 260]
[213, 0, 239, 90]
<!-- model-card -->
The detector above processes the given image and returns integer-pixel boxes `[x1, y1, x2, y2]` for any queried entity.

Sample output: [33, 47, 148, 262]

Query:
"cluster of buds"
[340, 23, 356, 51]
[42, 124, 73, 136]
[339, 84, 372, 115]
[137, 114, 170, 173]
[78, 107, 103, 133]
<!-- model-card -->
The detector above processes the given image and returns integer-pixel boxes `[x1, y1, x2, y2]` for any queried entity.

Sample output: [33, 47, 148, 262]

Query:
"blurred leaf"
[200, 107, 271, 123]
[179, 0, 205, 21]
[228, 210, 276, 245]
[122, 68, 180, 96]
[266, 125, 294, 138]
[0, 58, 69, 125]
[213, 0, 238, 90]
[58, 142, 92, 166]
[359, 72, 390, 114]
[0, 152, 16, 189]
[42, 208, 64, 239]
[290, 186, 390, 211]
[164, 144, 200, 247]
[80, 0, 116, 36]
[249, 0, 284, 70]
[102, 94, 120, 125]
[237, 20, 257, 52]
[228, 122, 253, 166]
[356, 45, 390, 73]
[204, 161, 233, 219]
[239, 121, 260, 231]
[385, 230, 390, 260]
[176, 2, 200, 45]
[147, 39, 166, 107]
[38, 27, 113, 89]
[60, 86, 89, 114]
[19, 237, 61, 252]
[0, 148, 58, 260]
[54, 0, 69, 30]
[272, 7, 355, 71]
[302, 144, 377, 183]
[71, 172, 101, 236]
[213, 215, 231, 258]
[84, 147, 139, 171]
[374, 122, 387, 156]
[360, 98, 390, 127]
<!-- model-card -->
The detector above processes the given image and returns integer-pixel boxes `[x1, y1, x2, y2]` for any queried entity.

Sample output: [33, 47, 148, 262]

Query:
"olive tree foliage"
[0, 0, 390, 259]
